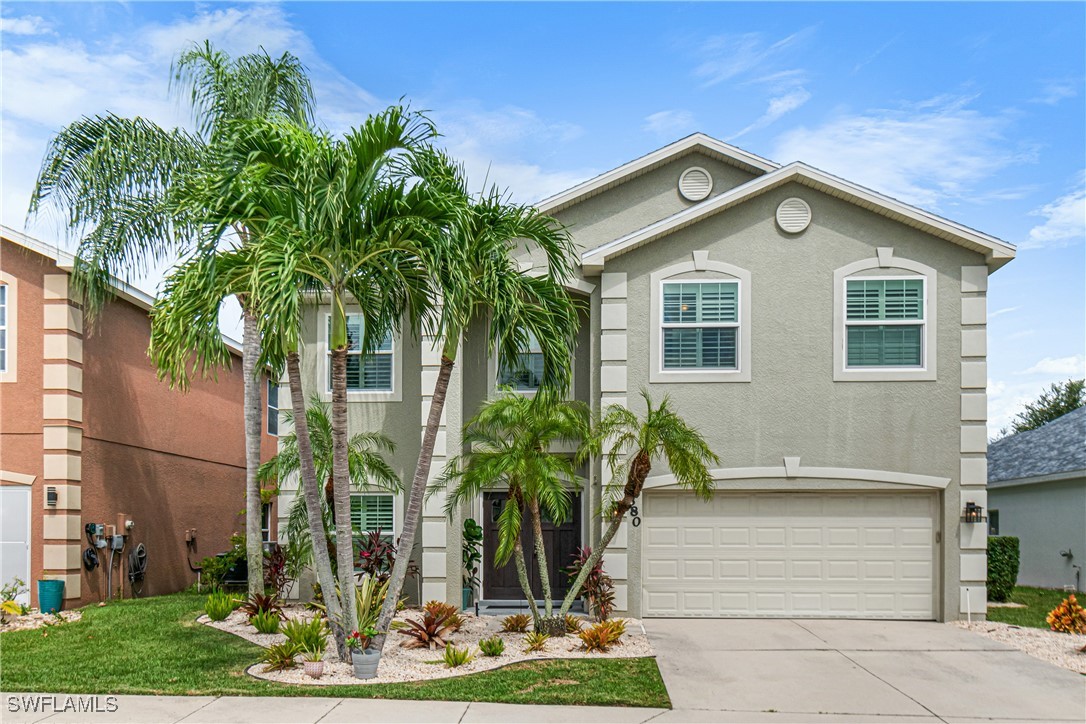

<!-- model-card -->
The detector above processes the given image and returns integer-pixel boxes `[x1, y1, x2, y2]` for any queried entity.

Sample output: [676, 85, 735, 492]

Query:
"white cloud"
[694, 29, 813, 87]
[643, 110, 697, 139]
[0, 14, 52, 36]
[1032, 79, 1078, 105]
[1019, 355, 1086, 376]
[731, 88, 811, 140]
[771, 95, 1027, 208]
[1023, 181, 1085, 249]
[987, 306, 1019, 320]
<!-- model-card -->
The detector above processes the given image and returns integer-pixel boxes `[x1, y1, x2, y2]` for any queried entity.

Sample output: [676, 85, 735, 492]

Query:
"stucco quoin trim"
[648, 252, 752, 384]
[832, 249, 938, 382]
[642, 461, 951, 490]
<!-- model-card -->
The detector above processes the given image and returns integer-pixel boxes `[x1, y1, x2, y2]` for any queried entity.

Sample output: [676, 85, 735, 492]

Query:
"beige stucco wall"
[593, 180, 989, 620]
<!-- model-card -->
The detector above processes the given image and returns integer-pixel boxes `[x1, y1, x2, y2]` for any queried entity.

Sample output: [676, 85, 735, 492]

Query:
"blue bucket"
[37, 579, 65, 614]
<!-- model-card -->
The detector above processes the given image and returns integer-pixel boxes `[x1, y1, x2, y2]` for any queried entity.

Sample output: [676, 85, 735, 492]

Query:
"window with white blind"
[497, 331, 545, 390]
[0, 284, 8, 374]
[326, 314, 394, 392]
[351, 494, 395, 543]
[661, 281, 739, 370]
[845, 278, 924, 368]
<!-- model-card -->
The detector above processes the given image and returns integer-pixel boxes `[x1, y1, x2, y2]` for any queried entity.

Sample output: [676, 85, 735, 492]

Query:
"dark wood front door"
[482, 492, 582, 600]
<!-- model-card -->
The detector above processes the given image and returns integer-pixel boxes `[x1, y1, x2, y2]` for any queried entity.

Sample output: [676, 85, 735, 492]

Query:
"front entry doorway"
[481, 491, 581, 600]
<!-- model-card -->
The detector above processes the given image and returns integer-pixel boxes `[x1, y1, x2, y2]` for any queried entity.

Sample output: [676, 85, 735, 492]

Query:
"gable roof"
[0, 224, 245, 355]
[537, 133, 779, 215]
[581, 160, 1016, 273]
[988, 407, 1086, 485]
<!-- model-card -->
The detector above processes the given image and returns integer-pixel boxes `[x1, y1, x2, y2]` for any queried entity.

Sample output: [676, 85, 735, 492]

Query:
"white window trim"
[833, 251, 937, 382]
[318, 310, 403, 402]
[649, 252, 752, 383]
[0, 273, 17, 383]
[659, 278, 741, 372]
[267, 379, 280, 437]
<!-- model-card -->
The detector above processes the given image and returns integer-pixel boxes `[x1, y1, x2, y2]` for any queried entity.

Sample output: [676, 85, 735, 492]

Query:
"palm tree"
[441, 392, 590, 628]
[373, 152, 581, 650]
[558, 390, 721, 617]
[199, 108, 447, 652]
[258, 395, 401, 568]
[28, 42, 314, 598]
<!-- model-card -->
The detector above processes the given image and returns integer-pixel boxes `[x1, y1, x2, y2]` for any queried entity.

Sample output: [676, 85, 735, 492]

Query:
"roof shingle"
[988, 407, 1086, 483]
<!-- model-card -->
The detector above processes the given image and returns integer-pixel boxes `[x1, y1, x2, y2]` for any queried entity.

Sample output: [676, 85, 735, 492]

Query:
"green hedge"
[987, 536, 1020, 602]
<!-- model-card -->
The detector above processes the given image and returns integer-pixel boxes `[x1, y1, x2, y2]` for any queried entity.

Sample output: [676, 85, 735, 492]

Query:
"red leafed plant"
[355, 529, 397, 581]
[1046, 594, 1086, 634]
[399, 610, 458, 649]
[565, 547, 615, 621]
[238, 592, 284, 621]
[423, 600, 464, 631]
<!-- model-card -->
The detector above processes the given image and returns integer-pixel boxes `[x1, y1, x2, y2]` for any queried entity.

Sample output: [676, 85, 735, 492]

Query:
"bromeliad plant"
[578, 619, 626, 652]
[251, 610, 281, 634]
[346, 625, 379, 653]
[423, 601, 463, 631]
[524, 631, 549, 652]
[204, 591, 234, 622]
[282, 616, 329, 652]
[478, 636, 505, 656]
[399, 610, 458, 650]
[500, 614, 531, 633]
[238, 593, 284, 621]
[442, 643, 474, 668]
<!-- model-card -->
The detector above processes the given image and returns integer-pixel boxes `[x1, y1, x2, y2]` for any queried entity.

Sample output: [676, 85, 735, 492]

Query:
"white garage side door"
[643, 491, 936, 619]
[1, 487, 32, 606]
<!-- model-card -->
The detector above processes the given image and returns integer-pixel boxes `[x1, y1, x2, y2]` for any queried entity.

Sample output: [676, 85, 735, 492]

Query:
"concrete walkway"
[646, 618, 1086, 723]
[3, 694, 665, 724]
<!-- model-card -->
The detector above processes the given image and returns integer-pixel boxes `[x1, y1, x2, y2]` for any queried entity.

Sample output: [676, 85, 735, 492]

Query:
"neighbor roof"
[988, 407, 1086, 484]
[580, 159, 1017, 273]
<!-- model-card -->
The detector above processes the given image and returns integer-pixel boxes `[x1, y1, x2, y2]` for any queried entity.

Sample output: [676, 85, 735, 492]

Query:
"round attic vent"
[776, 197, 812, 233]
[678, 167, 713, 202]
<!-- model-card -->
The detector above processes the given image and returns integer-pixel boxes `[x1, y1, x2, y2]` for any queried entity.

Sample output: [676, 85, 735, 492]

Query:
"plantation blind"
[330, 315, 394, 391]
[351, 495, 395, 537]
[845, 279, 924, 367]
[662, 281, 739, 370]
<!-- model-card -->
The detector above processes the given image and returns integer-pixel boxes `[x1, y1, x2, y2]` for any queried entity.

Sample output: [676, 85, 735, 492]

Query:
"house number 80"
[630, 506, 641, 527]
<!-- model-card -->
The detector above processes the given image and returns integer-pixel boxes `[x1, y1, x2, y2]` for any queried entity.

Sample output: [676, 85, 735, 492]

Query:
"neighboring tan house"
[0, 226, 277, 609]
[988, 408, 1085, 592]
[278, 133, 1016, 621]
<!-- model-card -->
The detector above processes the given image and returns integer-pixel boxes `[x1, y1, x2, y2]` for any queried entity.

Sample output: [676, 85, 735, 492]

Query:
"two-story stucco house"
[278, 133, 1015, 621]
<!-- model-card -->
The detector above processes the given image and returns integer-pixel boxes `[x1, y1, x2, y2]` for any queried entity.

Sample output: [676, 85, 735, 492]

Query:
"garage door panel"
[644, 491, 935, 619]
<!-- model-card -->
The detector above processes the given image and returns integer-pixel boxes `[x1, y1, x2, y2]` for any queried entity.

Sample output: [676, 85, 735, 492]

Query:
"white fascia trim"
[580, 163, 1016, 273]
[524, 267, 596, 295]
[536, 133, 779, 215]
[643, 463, 951, 490]
[988, 469, 1086, 489]
[1, 225, 245, 357]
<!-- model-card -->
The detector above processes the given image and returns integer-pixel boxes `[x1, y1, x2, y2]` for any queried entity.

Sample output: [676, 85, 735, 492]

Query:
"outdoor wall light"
[46, 486, 58, 507]
[961, 501, 986, 523]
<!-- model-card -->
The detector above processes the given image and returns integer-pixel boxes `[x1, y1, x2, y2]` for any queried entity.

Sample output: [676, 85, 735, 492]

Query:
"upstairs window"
[661, 280, 739, 370]
[497, 331, 544, 391]
[327, 314, 394, 392]
[0, 284, 7, 373]
[267, 380, 280, 436]
[845, 278, 925, 368]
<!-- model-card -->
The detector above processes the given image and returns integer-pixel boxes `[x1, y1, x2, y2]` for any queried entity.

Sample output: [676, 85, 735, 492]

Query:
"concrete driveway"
[646, 618, 1086, 723]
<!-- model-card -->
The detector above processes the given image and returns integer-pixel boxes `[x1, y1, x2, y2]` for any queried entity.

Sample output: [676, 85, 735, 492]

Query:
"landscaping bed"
[200, 605, 653, 686]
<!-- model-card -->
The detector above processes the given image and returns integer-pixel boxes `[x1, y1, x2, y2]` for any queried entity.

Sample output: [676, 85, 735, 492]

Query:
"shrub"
[251, 610, 281, 634]
[524, 631, 549, 652]
[987, 536, 1020, 603]
[282, 617, 329, 652]
[204, 591, 234, 622]
[263, 543, 294, 599]
[478, 635, 505, 656]
[442, 643, 474, 668]
[399, 610, 458, 649]
[500, 613, 531, 633]
[1046, 595, 1086, 634]
[239, 592, 283, 622]
[261, 641, 302, 671]
[578, 619, 626, 652]
[565, 547, 615, 621]
[355, 576, 390, 632]
[356, 529, 397, 581]
[424, 601, 464, 631]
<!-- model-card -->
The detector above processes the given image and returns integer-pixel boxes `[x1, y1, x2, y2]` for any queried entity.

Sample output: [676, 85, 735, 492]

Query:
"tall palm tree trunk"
[373, 354, 454, 650]
[559, 451, 651, 617]
[285, 351, 345, 658]
[529, 497, 553, 616]
[242, 310, 265, 597]
[513, 534, 541, 622]
[329, 345, 359, 637]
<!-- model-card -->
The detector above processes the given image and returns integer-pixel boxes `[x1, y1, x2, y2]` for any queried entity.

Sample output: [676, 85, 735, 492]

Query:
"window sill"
[319, 390, 403, 403]
[834, 367, 936, 382]
[649, 368, 751, 383]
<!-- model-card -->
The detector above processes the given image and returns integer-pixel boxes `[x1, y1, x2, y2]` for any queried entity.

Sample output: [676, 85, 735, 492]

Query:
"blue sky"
[1, 2, 1083, 433]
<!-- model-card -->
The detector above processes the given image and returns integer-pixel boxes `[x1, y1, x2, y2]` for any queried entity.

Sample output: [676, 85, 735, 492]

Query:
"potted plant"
[302, 648, 325, 679]
[461, 518, 483, 610]
[347, 625, 381, 679]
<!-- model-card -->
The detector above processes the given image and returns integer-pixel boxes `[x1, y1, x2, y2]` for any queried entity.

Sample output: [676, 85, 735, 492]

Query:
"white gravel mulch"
[953, 620, 1086, 674]
[200, 606, 653, 686]
[0, 609, 82, 633]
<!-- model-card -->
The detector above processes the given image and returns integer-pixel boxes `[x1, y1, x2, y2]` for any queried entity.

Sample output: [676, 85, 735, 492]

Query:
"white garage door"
[643, 491, 935, 619]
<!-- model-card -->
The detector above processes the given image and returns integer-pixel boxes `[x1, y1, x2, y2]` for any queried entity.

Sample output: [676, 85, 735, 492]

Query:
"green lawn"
[986, 586, 1071, 629]
[0, 594, 669, 708]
